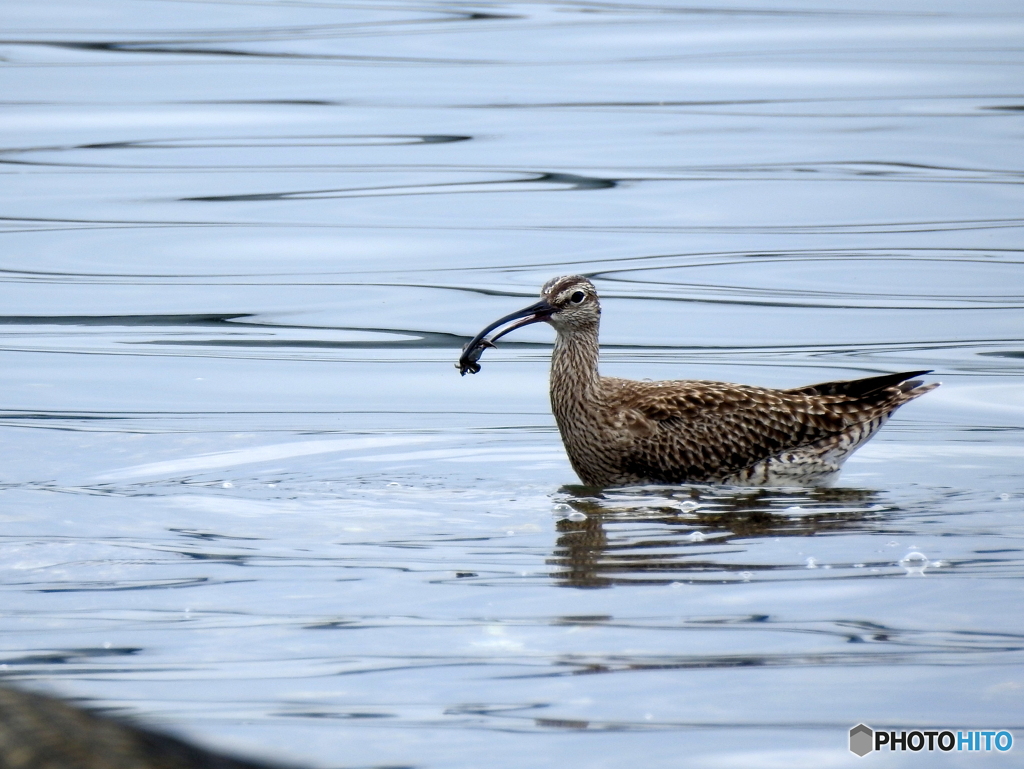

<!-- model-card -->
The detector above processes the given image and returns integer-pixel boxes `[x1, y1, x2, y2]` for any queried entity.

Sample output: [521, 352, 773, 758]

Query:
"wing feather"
[603, 377, 914, 481]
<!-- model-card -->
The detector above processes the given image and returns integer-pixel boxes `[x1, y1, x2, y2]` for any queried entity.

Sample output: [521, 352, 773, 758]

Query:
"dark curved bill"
[457, 299, 555, 375]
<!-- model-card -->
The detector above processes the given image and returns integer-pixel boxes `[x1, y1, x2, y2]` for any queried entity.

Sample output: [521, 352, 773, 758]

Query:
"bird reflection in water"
[549, 485, 883, 589]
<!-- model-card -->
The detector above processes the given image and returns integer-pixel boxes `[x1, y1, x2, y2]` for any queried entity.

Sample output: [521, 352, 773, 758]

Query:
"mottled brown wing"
[605, 380, 863, 482]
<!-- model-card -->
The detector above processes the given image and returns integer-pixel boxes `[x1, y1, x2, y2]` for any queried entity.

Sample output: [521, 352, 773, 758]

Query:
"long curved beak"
[457, 298, 556, 375]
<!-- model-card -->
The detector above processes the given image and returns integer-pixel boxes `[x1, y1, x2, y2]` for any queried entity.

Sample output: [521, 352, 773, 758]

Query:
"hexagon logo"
[850, 724, 874, 757]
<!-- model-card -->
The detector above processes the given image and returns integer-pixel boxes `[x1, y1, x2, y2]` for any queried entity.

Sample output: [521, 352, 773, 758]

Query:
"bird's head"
[539, 275, 601, 332]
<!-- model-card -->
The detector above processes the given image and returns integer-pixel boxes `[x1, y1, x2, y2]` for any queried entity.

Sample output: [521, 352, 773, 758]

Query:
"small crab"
[456, 339, 494, 375]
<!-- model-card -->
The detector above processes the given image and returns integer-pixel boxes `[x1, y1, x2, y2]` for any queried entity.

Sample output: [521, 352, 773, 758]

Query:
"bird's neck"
[550, 322, 602, 408]
[549, 321, 612, 486]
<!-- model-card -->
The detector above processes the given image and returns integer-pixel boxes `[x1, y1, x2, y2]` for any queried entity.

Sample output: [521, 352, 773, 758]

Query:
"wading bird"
[457, 275, 937, 487]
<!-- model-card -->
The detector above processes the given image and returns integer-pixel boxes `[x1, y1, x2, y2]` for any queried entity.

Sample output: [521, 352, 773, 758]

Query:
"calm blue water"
[1, 1, 1023, 766]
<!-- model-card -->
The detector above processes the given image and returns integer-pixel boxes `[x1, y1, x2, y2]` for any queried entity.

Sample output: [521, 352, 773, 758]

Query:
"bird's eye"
[570, 291, 586, 304]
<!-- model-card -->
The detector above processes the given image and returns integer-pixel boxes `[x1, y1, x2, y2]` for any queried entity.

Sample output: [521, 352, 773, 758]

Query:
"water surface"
[1, 1, 1023, 766]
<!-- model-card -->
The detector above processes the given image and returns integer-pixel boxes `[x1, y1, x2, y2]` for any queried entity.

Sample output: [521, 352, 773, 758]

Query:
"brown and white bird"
[458, 275, 938, 487]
